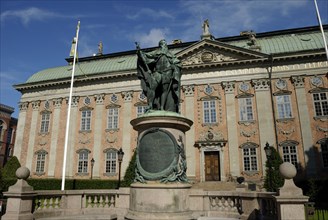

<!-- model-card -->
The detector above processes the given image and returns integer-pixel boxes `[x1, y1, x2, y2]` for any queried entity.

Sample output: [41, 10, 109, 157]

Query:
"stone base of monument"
[127, 111, 194, 220]
[125, 182, 194, 220]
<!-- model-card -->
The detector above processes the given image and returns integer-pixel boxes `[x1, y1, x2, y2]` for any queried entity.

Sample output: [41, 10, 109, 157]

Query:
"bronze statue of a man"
[136, 39, 181, 113]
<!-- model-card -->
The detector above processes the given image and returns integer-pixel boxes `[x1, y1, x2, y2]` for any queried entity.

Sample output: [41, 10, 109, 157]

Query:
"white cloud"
[132, 28, 170, 48]
[0, 7, 89, 26]
[178, 0, 309, 38]
[127, 8, 174, 20]
[1, 7, 59, 25]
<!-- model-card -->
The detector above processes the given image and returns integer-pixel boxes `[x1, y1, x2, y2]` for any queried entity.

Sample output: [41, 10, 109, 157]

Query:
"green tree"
[1, 156, 21, 179]
[121, 150, 136, 187]
[263, 146, 284, 192]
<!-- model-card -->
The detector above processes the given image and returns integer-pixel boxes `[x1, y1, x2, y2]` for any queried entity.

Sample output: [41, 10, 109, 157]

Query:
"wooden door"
[204, 151, 220, 181]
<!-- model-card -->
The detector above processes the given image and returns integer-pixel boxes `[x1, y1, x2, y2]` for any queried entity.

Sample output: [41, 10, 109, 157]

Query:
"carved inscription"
[138, 129, 176, 174]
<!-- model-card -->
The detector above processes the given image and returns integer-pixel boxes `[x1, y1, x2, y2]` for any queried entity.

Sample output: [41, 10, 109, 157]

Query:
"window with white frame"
[320, 139, 328, 168]
[137, 106, 147, 117]
[203, 100, 217, 123]
[107, 108, 119, 129]
[77, 150, 89, 174]
[313, 92, 328, 116]
[239, 97, 254, 121]
[282, 144, 298, 168]
[105, 149, 117, 174]
[81, 110, 92, 131]
[276, 95, 292, 119]
[242, 144, 258, 171]
[40, 112, 50, 133]
[35, 150, 47, 173]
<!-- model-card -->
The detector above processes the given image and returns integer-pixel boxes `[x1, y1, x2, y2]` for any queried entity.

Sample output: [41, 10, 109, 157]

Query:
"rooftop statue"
[136, 39, 182, 113]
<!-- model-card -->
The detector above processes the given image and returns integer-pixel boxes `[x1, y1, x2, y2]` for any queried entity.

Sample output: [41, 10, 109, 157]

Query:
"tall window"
[242, 146, 258, 171]
[35, 150, 47, 173]
[108, 108, 119, 129]
[203, 100, 217, 123]
[276, 95, 292, 119]
[81, 110, 92, 131]
[105, 149, 117, 174]
[239, 98, 253, 121]
[320, 139, 328, 168]
[282, 145, 298, 168]
[78, 150, 89, 173]
[40, 112, 50, 133]
[313, 92, 328, 116]
[137, 106, 147, 117]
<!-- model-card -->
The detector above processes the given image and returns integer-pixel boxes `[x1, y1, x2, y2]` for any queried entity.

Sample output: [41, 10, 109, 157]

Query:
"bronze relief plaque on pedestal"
[137, 128, 178, 180]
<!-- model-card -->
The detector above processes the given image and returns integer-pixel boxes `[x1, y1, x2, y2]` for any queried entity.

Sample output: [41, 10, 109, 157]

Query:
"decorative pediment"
[176, 39, 268, 69]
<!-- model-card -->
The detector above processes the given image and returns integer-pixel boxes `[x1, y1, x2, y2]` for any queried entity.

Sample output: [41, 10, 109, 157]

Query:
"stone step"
[191, 181, 237, 191]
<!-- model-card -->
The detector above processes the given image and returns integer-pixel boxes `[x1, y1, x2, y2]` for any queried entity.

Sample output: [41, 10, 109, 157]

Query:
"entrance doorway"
[204, 151, 220, 181]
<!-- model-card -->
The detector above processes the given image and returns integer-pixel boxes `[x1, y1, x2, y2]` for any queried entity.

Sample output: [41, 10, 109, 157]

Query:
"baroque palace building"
[0, 103, 17, 168]
[13, 24, 328, 184]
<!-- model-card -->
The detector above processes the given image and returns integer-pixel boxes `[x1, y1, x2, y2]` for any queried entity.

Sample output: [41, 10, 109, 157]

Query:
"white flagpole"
[314, 0, 328, 61]
[61, 20, 80, 190]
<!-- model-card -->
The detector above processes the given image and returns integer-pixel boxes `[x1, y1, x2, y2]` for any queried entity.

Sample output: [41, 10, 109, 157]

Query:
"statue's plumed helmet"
[159, 39, 166, 46]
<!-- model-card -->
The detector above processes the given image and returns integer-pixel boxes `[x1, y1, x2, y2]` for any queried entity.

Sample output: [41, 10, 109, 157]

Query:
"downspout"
[268, 54, 279, 150]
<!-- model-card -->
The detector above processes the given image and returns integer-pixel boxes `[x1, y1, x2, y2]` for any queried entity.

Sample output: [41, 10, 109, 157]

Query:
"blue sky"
[1, 0, 327, 118]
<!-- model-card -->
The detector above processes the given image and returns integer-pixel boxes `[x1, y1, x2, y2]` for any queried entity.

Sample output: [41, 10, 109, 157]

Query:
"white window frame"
[276, 95, 292, 119]
[78, 150, 89, 174]
[242, 145, 258, 172]
[36, 151, 47, 173]
[81, 110, 92, 131]
[40, 112, 50, 133]
[105, 149, 117, 174]
[239, 97, 254, 121]
[107, 108, 119, 129]
[313, 92, 328, 117]
[282, 144, 298, 168]
[203, 100, 217, 124]
[136, 106, 147, 117]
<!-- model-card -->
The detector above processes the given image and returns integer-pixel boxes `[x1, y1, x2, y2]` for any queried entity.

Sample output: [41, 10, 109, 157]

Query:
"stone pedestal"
[274, 162, 309, 220]
[2, 167, 36, 220]
[127, 111, 194, 219]
[126, 183, 194, 220]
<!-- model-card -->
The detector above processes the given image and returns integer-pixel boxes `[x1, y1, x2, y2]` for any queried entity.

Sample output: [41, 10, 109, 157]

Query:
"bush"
[296, 178, 328, 209]
[263, 146, 284, 192]
[121, 150, 136, 187]
[1, 156, 21, 179]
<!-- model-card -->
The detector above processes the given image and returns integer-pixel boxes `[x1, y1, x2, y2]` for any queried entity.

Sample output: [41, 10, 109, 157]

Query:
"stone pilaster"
[182, 85, 196, 179]
[26, 101, 40, 170]
[93, 94, 105, 178]
[13, 102, 29, 161]
[48, 98, 62, 177]
[67, 96, 79, 178]
[291, 76, 316, 176]
[252, 79, 275, 173]
[221, 81, 240, 177]
[121, 91, 133, 176]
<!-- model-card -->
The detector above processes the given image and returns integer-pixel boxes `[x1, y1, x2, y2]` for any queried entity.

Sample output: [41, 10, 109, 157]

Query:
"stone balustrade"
[2, 163, 308, 220]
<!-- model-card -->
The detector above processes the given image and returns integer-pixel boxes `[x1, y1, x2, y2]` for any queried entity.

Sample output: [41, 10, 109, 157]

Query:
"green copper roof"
[230, 32, 325, 54]
[23, 27, 326, 85]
